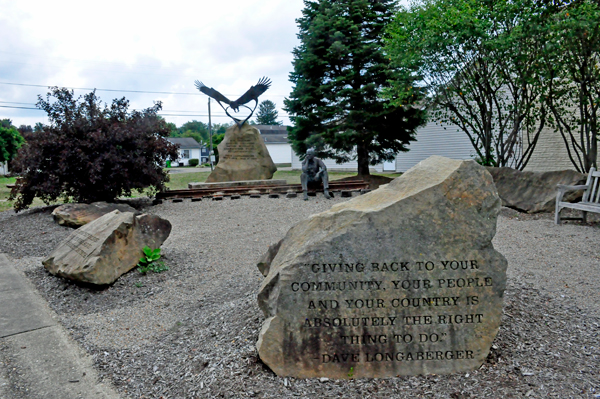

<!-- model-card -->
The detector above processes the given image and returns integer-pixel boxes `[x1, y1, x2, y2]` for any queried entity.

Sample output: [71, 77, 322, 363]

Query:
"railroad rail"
[156, 180, 369, 200]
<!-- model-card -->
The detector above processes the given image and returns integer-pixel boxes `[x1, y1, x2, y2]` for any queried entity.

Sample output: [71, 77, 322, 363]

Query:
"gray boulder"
[257, 156, 507, 378]
[487, 167, 586, 213]
[206, 124, 277, 182]
[43, 210, 171, 285]
[52, 202, 136, 228]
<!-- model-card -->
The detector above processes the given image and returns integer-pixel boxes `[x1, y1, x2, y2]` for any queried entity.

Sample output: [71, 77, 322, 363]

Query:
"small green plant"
[188, 158, 199, 167]
[137, 246, 169, 274]
[134, 282, 144, 288]
[348, 366, 354, 379]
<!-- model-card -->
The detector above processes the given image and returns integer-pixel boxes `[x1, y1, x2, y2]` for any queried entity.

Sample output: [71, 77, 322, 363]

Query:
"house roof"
[166, 137, 202, 148]
[255, 125, 289, 144]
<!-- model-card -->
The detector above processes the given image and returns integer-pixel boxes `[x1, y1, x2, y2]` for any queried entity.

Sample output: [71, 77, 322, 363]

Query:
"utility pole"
[208, 97, 214, 171]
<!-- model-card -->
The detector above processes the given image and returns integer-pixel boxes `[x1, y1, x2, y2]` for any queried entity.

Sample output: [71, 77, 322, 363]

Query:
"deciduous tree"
[540, 0, 600, 172]
[10, 88, 179, 211]
[385, 0, 550, 169]
[0, 119, 25, 166]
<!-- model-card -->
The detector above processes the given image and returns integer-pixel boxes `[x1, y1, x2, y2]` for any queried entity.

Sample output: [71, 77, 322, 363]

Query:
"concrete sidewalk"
[0, 253, 120, 399]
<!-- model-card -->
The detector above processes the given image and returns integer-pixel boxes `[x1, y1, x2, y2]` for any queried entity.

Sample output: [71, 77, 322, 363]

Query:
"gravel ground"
[0, 196, 599, 399]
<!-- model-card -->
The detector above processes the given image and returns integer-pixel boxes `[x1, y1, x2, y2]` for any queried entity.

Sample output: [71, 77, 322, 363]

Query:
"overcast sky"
[0, 0, 311, 128]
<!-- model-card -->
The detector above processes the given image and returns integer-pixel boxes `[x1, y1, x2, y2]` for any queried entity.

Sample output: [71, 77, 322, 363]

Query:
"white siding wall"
[0, 162, 8, 175]
[292, 151, 384, 172]
[176, 148, 201, 166]
[265, 144, 292, 164]
[396, 122, 476, 172]
[523, 125, 599, 172]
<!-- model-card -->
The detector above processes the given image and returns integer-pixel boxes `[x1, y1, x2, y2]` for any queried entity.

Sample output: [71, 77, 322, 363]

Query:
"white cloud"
[0, 0, 304, 126]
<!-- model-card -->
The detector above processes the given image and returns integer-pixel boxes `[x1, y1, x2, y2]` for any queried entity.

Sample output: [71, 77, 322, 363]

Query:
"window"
[182, 149, 190, 159]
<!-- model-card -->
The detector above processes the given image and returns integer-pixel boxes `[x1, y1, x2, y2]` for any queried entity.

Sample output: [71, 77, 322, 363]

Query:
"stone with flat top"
[205, 124, 277, 182]
[43, 210, 171, 285]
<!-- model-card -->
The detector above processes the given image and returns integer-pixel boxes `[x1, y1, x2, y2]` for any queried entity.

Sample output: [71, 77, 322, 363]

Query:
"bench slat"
[593, 176, 600, 203]
[558, 201, 600, 213]
[556, 167, 599, 224]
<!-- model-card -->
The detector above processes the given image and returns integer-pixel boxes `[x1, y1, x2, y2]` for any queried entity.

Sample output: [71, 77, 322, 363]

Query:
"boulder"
[206, 124, 277, 182]
[52, 202, 136, 228]
[43, 210, 171, 285]
[257, 156, 507, 378]
[487, 167, 586, 213]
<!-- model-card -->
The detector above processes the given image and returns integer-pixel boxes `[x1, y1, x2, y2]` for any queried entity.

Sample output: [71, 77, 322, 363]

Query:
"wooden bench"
[555, 167, 600, 224]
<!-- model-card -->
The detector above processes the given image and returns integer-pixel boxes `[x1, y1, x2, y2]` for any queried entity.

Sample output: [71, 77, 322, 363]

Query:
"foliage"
[0, 119, 25, 165]
[212, 132, 226, 163]
[9, 87, 179, 211]
[385, 0, 552, 170]
[539, 0, 600, 172]
[284, 0, 426, 176]
[174, 120, 209, 144]
[188, 158, 199, 167]
[17, 125, 33, 134]
[137, 246, 168, 274]
[255, 100, 282, 125]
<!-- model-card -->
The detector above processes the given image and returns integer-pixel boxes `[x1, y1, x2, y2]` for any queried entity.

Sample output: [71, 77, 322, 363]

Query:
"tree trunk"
[356, 144, 371, 177]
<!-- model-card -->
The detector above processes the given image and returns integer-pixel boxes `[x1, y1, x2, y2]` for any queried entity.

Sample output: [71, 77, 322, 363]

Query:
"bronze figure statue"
[301, 148, 331, 201]
[194, 77, 271, 128]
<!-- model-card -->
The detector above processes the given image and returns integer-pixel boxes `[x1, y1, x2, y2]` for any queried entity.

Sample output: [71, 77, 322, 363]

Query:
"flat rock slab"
[257, 156, 507, 378]
[487, 167, 586, 213]
[206, 124, 277, 182]
[188, 179, 287, 189]
[43, 210, 171, 285]
[52, 201, 136, 228]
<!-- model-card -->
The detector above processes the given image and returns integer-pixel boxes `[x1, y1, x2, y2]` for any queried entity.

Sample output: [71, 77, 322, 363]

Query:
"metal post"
[208, 98, 214, 171]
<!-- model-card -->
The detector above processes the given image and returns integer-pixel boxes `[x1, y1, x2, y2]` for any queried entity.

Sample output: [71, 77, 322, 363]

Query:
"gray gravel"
[1, 197, 599, 398]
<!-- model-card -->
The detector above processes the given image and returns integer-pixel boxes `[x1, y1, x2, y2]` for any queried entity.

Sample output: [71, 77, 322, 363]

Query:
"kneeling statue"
[301, 148, 331, 201]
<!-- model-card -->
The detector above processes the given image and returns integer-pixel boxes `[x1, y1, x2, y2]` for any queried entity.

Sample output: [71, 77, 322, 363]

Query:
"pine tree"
[255, 100, 282, 125]
[284, 0, 425, 176]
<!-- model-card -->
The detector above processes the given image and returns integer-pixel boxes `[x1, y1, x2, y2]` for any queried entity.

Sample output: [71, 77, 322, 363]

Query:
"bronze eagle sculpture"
[194, 77, 271, 128]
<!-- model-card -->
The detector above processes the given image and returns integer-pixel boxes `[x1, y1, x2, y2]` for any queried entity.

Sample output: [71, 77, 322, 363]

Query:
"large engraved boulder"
[257, 156, 507, 378]
[206, 124, 277, 182]
[52, 202, 136, 228]
[487, 167, 586, 213]
[43, 210, 171, 285]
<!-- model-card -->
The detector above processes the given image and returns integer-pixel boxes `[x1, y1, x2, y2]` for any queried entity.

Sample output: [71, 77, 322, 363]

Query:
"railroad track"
[156, 180, 370, 200]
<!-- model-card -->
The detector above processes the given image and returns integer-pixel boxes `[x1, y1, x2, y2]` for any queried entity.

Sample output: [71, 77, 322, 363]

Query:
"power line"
[0, 101, 36, 105]
[0, 81, 289, 97]
[0, 105, 38, 110]
[0, 82, 202, 96]
[0, 105, 289, 118]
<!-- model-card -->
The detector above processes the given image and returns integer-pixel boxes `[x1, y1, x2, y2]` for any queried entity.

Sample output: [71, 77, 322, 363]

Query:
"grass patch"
[166, 171, 211, 190]
[0, 169, 403, 212]
[0, 177, 62, 213]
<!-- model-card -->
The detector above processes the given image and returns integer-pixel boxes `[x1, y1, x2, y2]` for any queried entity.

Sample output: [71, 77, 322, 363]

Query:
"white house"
[291, 151, 386, 172]
[288, 121, 475, 172]
[166, 137, 207, 166]
[395, 121, 476, 172]
[255, 125, 293, 165]
[0, 162, 8, 175]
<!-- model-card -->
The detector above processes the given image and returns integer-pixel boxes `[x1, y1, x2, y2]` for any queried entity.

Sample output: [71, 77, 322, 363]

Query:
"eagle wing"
[194, 80, 232, 105]
[234, 77, 272, 106]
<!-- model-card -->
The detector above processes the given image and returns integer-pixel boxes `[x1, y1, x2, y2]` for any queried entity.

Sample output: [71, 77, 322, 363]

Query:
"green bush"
[188, 158, 199, 167]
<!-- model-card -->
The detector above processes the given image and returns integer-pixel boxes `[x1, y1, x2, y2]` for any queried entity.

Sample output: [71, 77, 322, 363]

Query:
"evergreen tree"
[284, 0, 426, 176]
[255, 100, 282, 125]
